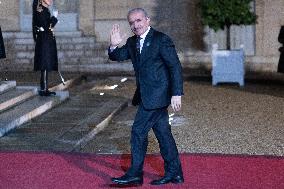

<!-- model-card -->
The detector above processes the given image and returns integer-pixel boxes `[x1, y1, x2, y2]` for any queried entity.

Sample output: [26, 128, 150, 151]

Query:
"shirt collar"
[139, 26, 151, 39]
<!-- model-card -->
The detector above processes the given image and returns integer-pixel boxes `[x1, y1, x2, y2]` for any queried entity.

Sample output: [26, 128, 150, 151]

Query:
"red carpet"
[0, 152, 283, 189]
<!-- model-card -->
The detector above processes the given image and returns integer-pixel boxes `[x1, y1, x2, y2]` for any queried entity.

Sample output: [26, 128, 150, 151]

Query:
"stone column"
[0, 0, 20, 31]
[255, 0, 284, 56]
[255, 0, 264, 56]
[79, 0, 95, 36]
[94, 0, 142, 42]
[94, 0, 127, 42]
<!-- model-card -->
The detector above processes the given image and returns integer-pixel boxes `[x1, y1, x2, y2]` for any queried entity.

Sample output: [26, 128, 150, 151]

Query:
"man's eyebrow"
[129, 18, 142, 24]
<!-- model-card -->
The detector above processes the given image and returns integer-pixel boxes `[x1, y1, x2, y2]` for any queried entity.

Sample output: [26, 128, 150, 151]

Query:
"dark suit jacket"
[0, 26, 6, 59]
[278, 26, 284, 73]
[109, 28, 183, 110]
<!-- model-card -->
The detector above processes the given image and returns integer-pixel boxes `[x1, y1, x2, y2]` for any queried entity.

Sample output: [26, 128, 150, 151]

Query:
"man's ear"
[146, 17, 150, 23]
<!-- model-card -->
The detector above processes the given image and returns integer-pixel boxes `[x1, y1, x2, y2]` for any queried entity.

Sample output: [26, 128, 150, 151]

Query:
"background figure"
[0, 26, 6, 59]
[109, 8, 184, 186]
[278, 26, 284, 73]
[0, 26, 7, 81]
[32, 0, 58, 96]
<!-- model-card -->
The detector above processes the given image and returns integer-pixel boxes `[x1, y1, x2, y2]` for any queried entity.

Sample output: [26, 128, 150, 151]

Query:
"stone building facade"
[0, 0, 283, 73]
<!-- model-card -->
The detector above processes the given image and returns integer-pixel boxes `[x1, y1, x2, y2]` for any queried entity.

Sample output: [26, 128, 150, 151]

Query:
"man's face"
[128, 11, 150, 36]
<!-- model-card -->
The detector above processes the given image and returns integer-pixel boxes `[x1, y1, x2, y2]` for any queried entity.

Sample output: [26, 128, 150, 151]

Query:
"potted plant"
[199, 0, 257, 86]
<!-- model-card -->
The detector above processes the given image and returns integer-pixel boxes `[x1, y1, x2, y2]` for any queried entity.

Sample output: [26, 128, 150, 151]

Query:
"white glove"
[53, 10, 58, 18]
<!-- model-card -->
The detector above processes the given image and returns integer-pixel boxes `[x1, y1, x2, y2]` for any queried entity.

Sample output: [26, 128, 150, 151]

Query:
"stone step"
[13, 37, 96, 45]
[0, 86, 37, 112]
[66, 62, 134, 73]
[0, 81, 16, 95]
[14, 56, 110, 66]
[8, 61, 132, 73]
[3, 31, 83, 39]
[57, 94, 129, 152]
[0, 77, 130, 152]
[14, 42, 108, 51]
[14, 49, 108, 58]
[58, 49, 108, 58]
[79, 57, 111, 64]
[3, 32, 111, 72]
[14, 50, 108, 60]
[63, 56, 108, 63]
[0, 91, 69, 137]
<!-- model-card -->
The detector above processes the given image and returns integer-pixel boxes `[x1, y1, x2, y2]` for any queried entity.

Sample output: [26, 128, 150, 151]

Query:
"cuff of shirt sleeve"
[109, 46, 118, 52]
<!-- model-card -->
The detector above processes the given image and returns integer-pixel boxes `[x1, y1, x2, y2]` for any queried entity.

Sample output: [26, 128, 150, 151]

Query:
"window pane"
[54, 0, 77, 13]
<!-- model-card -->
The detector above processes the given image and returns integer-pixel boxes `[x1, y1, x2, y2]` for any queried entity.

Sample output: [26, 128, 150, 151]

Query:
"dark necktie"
[136, 36, 141, 61]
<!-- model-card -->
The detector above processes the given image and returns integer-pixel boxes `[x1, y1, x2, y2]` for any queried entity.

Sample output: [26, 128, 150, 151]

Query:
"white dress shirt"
[138, 26, 151, 53]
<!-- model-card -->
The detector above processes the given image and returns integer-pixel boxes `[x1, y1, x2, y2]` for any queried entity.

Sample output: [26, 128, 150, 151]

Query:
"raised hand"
[110, 24, 124, 48]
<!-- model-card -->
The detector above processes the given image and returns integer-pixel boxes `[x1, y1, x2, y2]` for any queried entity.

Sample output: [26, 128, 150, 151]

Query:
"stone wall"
[92, 0, 283, 50]
[255, 0, 284, 56]
[0, 0, 20, 31]
[1, 0, 284, 73]
[93, 0, 138, 43]
[79, 0, 95, 36]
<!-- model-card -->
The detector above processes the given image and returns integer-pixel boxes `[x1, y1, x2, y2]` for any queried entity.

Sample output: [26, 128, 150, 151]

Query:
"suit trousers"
[127, 104, 182, 177]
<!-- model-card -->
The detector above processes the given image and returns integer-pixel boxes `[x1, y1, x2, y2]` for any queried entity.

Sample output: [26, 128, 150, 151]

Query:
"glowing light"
[121, 78, 127, 82]
[91, 84, 119, 90]
[109, 85, 118, 89]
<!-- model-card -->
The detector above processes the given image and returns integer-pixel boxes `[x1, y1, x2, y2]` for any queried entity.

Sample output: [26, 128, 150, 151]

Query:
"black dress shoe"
[44, 90, 56, 96]
[150, 175, 184, 185]
[38, 90, 56, 96]
[111, 174, 143, 185]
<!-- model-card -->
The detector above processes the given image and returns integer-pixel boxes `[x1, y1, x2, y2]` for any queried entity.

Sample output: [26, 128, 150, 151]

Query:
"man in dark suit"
[109, 8, 184, 186]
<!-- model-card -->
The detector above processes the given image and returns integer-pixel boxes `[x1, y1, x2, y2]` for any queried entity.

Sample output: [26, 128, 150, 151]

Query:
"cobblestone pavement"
[82, 75, 284, 157]
[0, 72, 284, 157]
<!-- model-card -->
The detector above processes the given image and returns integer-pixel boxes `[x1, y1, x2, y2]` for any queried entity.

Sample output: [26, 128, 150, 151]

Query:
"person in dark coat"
[278, 26, 284, 73]
[0, 26, 6, 59]
[109, 8, 184, 186]
[32, 0, 58, 96]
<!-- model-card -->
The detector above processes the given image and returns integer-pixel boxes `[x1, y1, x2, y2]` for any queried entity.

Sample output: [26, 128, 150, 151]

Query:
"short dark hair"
[127, 8, 149, 20]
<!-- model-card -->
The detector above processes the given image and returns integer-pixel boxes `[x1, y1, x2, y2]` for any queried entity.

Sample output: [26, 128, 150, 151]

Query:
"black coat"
[109, 28, 184, 110]
[278, 26, 284, 73]
[33, 6, 58, 71]
[0, 26, 6, 59]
